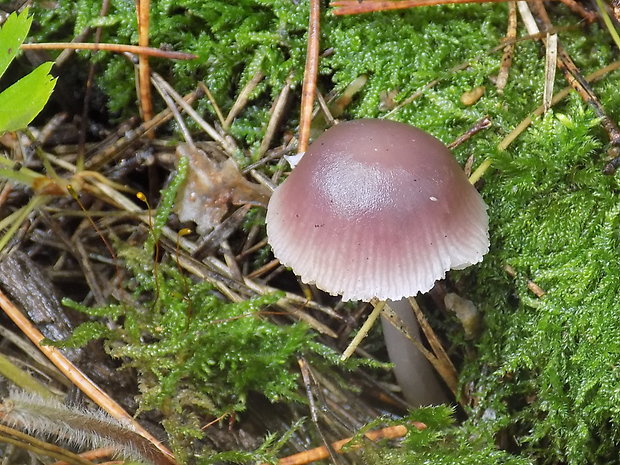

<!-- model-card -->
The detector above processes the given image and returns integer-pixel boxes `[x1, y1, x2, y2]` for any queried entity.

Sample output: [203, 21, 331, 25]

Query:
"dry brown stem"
[298, 0, 321, 153]
[21, 43, 196, 60]
[0, 289, 176, 465]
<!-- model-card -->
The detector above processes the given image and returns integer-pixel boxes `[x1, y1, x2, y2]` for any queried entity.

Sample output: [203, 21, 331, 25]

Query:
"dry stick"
[407, 297, 458, 389]
[268, 423, 425, 465]
[258, 77, 293, 157]
[331, 0, 557, 15]
[136, 0, 153, 123]
[516, 2, 557, 112]
[447, 116, 492, 149]
[315, 90, 336, 127]
[54, 28, 93, 68]
[52, 447, 117, 465]
[151, 75, 194, 146]
[21, 43, 196, 60]
[153, 74, 238, 155]
[469, 60, 620, 183]
[0, 424, 95, 465]
[557, 0, 597, 22]
[224, 70, 265, 130]
[0, 289, 176, 465]
[380, 302, 457, 394]
[298, 0, 321, 153]
[496, 1, 517, 94]
[297, 358, 339, 465]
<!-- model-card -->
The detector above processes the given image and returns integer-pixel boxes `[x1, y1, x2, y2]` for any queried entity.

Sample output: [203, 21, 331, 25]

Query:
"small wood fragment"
[543, 32, 558, 113]
[460, 85, 485, 105]
[504, 264, 546, 298]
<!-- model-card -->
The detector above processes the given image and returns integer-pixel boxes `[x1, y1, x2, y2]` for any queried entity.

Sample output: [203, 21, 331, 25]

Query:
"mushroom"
[266, 119, 489, 405]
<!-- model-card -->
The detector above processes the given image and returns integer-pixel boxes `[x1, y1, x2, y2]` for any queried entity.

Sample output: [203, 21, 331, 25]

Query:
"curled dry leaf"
[175, 144, 270, 234]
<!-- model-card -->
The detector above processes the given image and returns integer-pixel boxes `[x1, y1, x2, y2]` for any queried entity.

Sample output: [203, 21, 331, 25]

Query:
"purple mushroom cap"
[266, 119, 489, 301]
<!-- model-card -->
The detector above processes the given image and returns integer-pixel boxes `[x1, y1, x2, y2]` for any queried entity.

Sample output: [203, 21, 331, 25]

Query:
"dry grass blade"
[21, 43, 196, 60]
[407, 297, 458, 392]
[298, 0, 321, 153]
[0, 289, 177, 465]
[198, 82, 227, 127]
[224, 70, 265, 130]
[153, 74, 238, 155]
[258, 77, 293, 157]
[0, 424, 95, 465]
[382, 302, 457, 395]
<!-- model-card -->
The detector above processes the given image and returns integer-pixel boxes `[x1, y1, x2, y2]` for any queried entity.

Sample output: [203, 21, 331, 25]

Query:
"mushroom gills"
[381, 299, 449, 406]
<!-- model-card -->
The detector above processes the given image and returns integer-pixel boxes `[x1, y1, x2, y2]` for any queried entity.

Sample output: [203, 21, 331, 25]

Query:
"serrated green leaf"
[0, 9, 32, 79]
[0, 62, 56, 133]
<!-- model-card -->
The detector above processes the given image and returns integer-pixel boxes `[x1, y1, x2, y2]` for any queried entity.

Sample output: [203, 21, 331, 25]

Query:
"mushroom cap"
[266, 119, 489, 302]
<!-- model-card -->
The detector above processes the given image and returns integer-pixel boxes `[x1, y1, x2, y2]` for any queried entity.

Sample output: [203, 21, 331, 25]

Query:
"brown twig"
[496, 1, 517, 94]
[136, 0, 153, 123]
[557, 0, 597, 22]
[447, 116, 492, 149]
[381, 302, 458, 394]
[268, 423, 426, 465]
[298, 0, 321, 153]
[332, 0, 540, 15]
[0, 288, 177, 465]
[52, 447, 116, 465]
[407, 298, 458, 393]
[20, 43, 196, 60]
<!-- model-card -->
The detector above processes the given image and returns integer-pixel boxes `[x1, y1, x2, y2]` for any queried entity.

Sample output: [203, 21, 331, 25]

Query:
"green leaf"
[0, 62, 56, 132]
[0, 9, 32, 79]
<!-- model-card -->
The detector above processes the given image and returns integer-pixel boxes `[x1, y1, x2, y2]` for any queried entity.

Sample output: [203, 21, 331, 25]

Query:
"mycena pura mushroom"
[266, 119, 489, 405]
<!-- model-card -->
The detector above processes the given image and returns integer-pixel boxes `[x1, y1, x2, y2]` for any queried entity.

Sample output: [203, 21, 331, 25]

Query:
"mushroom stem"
[340, 300, 385, 361]
[381, 299, 449, 406]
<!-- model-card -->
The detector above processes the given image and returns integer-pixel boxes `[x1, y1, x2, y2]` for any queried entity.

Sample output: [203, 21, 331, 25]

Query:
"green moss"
[55, 167, 318, 462]
[349, 407, 529, 465]
[31, 0, 620, 462]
